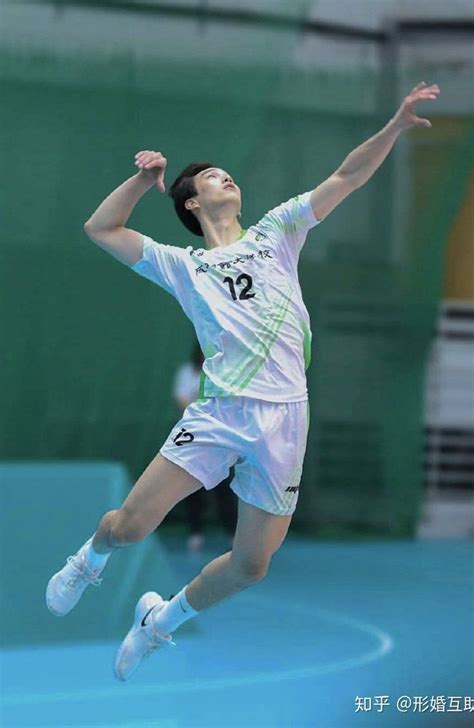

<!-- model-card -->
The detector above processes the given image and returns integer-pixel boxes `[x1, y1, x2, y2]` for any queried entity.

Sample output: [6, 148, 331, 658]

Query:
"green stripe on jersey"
[226, 286, 293, 391]
[198, 370, 207, 399]
[237, 290, 293, 391]
[301, 321, 312, 370]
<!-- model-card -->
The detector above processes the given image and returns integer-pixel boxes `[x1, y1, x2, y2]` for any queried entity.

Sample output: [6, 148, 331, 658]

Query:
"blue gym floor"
[2, 536, 473, 728]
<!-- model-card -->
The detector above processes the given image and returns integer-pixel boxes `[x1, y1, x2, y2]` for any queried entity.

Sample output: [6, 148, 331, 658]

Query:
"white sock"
[82, 535, 112, 572]
[152, 586, 199, 635]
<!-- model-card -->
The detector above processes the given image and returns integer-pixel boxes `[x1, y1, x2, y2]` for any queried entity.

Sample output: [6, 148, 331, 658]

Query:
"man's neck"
[201, 215, 243, 249]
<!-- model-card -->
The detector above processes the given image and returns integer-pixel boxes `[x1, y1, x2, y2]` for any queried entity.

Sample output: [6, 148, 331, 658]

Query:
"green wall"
[2, 49, 472, 535]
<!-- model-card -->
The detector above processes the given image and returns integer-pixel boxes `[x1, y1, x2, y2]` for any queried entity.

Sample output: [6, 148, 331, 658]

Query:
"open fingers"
[412, 81, 427, 93]
[416, 90, 439, 100]
[412, 81, 439, 91]
[411, 83, 440, 99]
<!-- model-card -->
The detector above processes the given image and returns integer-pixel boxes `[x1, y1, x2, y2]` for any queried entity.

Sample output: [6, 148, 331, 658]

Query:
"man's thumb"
[157, 171, 166, 192]
[417, 117, 431, 128]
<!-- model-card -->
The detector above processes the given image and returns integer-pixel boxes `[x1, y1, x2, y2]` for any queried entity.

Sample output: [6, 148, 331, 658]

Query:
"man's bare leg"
[46, 454, 202, 616]
[187, 500, 291, 608]
[114, 491, 293, 681]
[92, 454, 203, 553]
[151, 499, 292, 634]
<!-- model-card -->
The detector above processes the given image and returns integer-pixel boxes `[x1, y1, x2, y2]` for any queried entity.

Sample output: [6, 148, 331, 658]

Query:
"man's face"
[187, 167, 241, 217]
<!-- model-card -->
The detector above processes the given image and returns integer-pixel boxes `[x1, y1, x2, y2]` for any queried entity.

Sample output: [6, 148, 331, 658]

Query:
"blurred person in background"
[174, 341, 237, 552]
[46, 81, 439, 682]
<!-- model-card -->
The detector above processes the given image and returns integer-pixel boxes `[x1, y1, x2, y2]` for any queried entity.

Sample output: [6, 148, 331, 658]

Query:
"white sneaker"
[114, 591, 176, 682]
[46, 538, 103, 616]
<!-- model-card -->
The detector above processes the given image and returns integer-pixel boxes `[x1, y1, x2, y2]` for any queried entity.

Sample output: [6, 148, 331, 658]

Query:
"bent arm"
[84, 172, 154, 266]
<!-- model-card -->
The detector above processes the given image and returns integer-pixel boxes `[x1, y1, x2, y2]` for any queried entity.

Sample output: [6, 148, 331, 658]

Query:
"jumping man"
[46, 83, 439, 681]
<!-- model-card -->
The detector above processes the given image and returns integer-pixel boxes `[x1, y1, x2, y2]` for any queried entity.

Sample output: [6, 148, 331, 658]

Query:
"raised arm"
[309, 82, 440, 222]
[84, 150, 167, 266]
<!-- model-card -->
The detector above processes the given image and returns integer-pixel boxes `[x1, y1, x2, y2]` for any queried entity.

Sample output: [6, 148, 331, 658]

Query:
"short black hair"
[168, 161, 215, 236]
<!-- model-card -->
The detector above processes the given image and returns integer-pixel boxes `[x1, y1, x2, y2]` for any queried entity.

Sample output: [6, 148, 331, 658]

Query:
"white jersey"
[132, 191, 320, 402]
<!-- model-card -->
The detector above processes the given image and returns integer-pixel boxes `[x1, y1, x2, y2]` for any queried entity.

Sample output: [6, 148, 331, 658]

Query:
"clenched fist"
[135, 150, 167, 192]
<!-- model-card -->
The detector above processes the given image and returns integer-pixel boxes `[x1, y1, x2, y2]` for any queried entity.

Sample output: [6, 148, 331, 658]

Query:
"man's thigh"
[231, 498, 292, 569]
[119, 453, 203, 536]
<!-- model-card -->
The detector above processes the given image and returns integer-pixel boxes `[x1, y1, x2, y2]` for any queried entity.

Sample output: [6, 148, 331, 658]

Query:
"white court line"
[4, 593, 393, 707]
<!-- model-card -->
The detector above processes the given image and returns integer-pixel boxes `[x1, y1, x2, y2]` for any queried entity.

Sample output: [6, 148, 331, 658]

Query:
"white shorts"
[160, 397, 309, 516]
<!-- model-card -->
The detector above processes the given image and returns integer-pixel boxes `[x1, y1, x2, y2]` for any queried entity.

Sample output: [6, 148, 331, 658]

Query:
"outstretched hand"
[135, 150, 167, 192]
[393, 82, 440, 130]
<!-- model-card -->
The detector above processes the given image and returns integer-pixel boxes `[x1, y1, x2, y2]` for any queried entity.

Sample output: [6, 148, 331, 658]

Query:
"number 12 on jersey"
[223, 274, 256, 301]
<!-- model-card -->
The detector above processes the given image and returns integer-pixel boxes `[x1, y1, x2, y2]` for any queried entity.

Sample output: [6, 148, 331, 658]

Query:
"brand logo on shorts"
[285, 486, 299, 493]
[173, 428, 195, 446]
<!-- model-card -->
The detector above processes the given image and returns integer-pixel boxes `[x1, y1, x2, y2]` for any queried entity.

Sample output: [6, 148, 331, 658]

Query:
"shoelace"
[65, 555, 103, 588]
[143, 616, 176, 658]
[143, 640, 161, 660]
[144, 631, 176, 659]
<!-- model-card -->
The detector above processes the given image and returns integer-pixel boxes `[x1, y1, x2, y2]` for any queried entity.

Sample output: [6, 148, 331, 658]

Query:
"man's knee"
[231, 554, 270, 586]
[106, 508, 149, 546]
